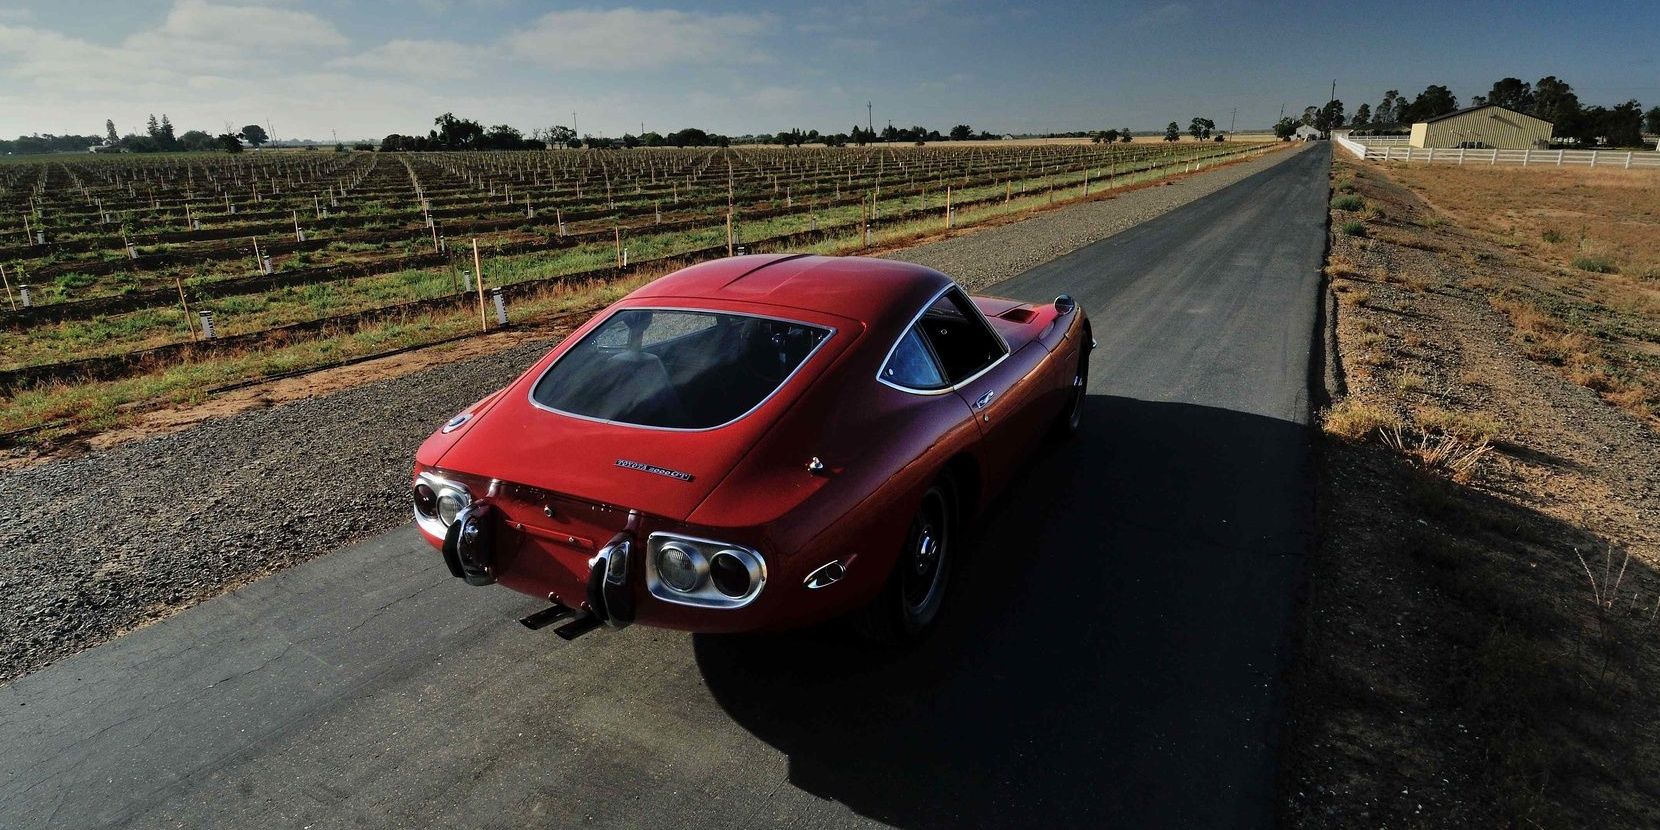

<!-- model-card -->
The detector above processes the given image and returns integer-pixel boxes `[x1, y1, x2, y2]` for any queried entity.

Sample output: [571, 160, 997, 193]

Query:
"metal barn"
[1409, 105, 1553, 149]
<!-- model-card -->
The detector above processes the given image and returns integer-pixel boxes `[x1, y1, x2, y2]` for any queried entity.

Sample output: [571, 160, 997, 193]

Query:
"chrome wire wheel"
[900, 486, 951, 625]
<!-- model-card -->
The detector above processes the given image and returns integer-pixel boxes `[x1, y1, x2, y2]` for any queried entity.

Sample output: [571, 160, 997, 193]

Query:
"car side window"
[917, 288, 1006, 383]
[882, 326, 948, 390]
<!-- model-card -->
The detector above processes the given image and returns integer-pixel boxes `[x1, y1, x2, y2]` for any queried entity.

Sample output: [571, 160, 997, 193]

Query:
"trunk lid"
[435, 299, 858, 521]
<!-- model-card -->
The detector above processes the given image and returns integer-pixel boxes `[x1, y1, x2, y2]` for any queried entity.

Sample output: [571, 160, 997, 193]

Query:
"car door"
[912, 288, 1047, 489]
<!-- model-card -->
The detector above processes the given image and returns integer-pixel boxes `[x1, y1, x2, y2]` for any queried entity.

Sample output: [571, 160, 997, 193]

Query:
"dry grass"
[1391, 371, 1427, 394]
[1386, 164, 1660, 423]
[1288, 157, 1660, 828]
[1321, 397, 1401, 442]
[1390, 166, 1660, 281]
[1379, 424, 1492, 482]
[1412, 405, 1503, 442]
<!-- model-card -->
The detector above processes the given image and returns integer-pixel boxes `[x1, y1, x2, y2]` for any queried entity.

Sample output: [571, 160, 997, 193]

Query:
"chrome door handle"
[974, 390, 996, 409]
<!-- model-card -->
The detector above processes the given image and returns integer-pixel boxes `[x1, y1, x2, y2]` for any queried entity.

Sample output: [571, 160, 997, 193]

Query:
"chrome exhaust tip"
[804, 560, 846, 590]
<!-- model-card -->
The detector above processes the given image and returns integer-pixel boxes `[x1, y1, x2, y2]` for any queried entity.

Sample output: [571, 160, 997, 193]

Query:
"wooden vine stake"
[0, 263, 15, 310]
[174, 276, 198, 340]
[945, 186, 953, 230]
[726, 210, 734, 257]
[614, 226, 623, 270]
[472, 238, 488, 332]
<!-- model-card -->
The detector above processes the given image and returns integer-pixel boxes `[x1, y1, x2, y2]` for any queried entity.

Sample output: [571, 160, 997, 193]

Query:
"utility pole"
[867, 101, 873, 135]
[1230, 107, 1237, 134]
[573, 111, 578, 139]
[1330, 79, 1336, 103]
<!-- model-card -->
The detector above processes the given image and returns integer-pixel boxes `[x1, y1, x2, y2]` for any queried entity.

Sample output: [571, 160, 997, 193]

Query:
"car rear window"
[531, 309, 831, 429]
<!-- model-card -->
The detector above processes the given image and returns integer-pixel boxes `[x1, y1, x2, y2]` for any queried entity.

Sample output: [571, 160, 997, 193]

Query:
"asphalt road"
[0, 144, 1329, 829]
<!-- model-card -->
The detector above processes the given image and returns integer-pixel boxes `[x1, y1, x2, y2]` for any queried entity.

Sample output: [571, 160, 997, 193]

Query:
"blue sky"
[0, 0, 1655, 140]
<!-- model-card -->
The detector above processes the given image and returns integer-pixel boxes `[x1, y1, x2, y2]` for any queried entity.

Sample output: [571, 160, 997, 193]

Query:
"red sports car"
[413, 254, 1091, 641]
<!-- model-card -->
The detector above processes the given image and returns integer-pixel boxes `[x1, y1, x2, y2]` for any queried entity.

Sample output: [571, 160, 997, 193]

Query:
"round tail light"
[413, 483, 437, 517]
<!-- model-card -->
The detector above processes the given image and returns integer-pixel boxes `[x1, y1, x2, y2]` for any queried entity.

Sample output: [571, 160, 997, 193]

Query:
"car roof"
[627, 254, 953, 328]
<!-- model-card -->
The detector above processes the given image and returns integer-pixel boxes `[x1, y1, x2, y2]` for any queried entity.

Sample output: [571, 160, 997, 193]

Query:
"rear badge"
[615, 459, 694, 482]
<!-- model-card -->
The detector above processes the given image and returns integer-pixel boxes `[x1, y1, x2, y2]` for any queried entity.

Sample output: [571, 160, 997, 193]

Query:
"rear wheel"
[854, 480, 956, 644]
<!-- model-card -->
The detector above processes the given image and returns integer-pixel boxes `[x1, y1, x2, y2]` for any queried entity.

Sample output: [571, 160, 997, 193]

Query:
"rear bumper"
[416, 521, 883, 633]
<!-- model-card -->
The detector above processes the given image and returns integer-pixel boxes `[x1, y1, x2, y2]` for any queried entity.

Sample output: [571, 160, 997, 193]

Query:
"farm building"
[1294, 124, 1321, 140]
[1408, 104, 1552, 149]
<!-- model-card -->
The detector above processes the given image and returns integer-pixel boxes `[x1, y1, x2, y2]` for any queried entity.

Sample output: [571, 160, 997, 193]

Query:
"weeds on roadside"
[1380, 424, 1492, 482]
[1572, 254, 1616, 274]
[1413, 405, 1503, 443]
[1322, 397, 1400, 442]
[1574, 544, 1660, 691]
[1340, 220, 1367, 237]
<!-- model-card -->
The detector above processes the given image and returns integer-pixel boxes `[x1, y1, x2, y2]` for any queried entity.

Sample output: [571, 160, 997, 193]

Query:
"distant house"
[1001, 134, 1016, 141]
[1409, 104, 1552, 150]
[1294, 124, 1321, 140]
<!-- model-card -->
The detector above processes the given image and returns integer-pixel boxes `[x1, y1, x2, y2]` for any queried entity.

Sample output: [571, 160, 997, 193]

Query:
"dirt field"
[1281, 157, 1660, 827]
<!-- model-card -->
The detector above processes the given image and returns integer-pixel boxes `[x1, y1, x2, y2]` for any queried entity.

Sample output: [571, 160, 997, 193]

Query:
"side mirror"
[1054, 294, 1077, 314]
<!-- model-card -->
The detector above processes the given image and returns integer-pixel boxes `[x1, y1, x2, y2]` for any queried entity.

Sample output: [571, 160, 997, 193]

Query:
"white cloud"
[332, 39, 487, 80]
[152, 0, 347, 51]
[0, 1, 349, 99]
[0, 2, 822, 139]
[505, 7, 773, 71]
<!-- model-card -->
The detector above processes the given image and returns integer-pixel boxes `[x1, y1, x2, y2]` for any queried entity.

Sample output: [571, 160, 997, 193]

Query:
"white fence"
[1345, 134, 1410, 145]
[1334, 130, 1660, 169]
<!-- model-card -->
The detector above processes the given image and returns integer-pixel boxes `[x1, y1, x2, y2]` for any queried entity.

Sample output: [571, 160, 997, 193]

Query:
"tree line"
[1272, 76, 1659, 148]
[2, 115, 293, 155]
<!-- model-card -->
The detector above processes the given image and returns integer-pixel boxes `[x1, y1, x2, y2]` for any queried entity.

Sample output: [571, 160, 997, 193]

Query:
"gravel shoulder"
[0, 144, 1305, 684]
[1281, 157, 1660, 826]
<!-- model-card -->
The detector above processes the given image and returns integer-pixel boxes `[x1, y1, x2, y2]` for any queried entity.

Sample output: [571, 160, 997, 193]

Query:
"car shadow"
[692, 394, 1314, 829]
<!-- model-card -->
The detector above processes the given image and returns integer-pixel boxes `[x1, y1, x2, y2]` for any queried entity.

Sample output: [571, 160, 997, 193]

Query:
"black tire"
[1052, 335, 1091, 438]
[853, 479, 956, 644]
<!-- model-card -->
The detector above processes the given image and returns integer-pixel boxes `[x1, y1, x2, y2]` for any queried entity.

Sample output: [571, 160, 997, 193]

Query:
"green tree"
[1188, 117, 1215, 140]
[158, 115, 176, 149]
[177, 130, 215, 151]
[1598, 100, 1646, 147]
[1273, 117, 1298, 141]
[1646, 106, 1660, 136]
[1316, 99, 1345, 132]
[145, 114, 160, 139]
[1402, 85, 1457, 123]
[104, 119, 118, 144]
[949, 124, 973, 141]
[430, 114, 481, 149]
[1375, 90, 1399, 128]
[546, 125, 577, 147]
[1351, 103, 1372, 130]
[1119, 128, 1132, 143]
[483, 124, 523, 149]
[121, 134, 160, 152]
[217, 133, 244, 153]
[239, 124, 269, 147]
[1532, 76, 1581, 127]
[1484, 77, 1534, 112]
[1164, 121, 1180, 141]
